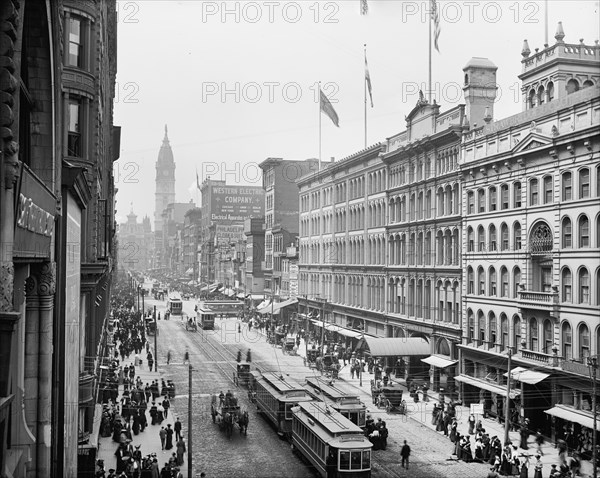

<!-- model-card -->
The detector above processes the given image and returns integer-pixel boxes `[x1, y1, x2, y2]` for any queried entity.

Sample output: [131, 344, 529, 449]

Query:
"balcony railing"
[517, 289, 558, 314]
[520, 349, 555, 364]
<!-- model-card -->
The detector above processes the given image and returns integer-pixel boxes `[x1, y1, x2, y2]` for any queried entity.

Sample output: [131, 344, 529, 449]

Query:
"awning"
[310, 319, 325, 328]
[272, 298, 297, 313]
[356, 336, 430, 357]
[421, 355, 458, 369]
[324, 324, 362, 338]
[248, 294, 264, 300]
[454, 374, 521, 399]
[256, 301, 273, 314]
[185, 268, 193, 275]
[503, 367, 550, 385]
[256, 299, 270, 310]
[217, 286, 224, 292]
[224, 288, 235, 297]
[236, 293, 246, 299]
[544, 405, 596, 430]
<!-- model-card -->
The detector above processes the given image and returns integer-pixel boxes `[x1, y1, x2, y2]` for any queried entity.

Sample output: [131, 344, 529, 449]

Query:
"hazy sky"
[113, 0, 600, 226]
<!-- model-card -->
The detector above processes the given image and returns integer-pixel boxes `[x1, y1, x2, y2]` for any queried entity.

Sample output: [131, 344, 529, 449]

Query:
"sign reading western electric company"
[14, 166, 56, 259]
[211, 186, 264, 223]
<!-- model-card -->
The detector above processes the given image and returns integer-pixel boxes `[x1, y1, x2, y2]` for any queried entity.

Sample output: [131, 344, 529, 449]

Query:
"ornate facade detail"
[37, 262, 56, 296]
[0, 262, 14, 311]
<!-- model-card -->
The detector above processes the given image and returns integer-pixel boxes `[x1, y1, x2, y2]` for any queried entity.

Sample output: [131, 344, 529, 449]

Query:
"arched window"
[579, 215, 589, 247]
[547, 81, 554, 101]
[478, 311, 485, 344]
[467, 191, 475, 214]
[561, 322, 572, 360]
[537, 85, 545, 105]
[478, 226, 485, 252]
[513, 315, 521, 349]
[513, 267, 521, 298]
[501, 223, 509, 251]
[489, 187, 497, 211]
[478, 189, 485, 213]
[530, 178, 539, 206]
[528, 89, 536, 108]
[489, 312, 497, 347]
[467, 267, 474, 294]
[579, 168, 590, 199]
[489, 225, 497, 251]
[543, 320, 553, 353]
[500, 314, 508, 351]
[543, 176, 553, 203]
[562, 171, 572, 201]
[513, 222, 522, 250]
[529, 317, 538, 351]
[468, 309, 475, 343]
[489, 267, 497, 296]
[583, 79, 594, 88]
[579, 268, 590, 304]
[514, 182, 522, 208]
[467, 227, 474, 252]
[579, 323, 590, 359]
[530, 222, 553, 253]
[562, 217, 572, 248]
[566, 78, 579, 94]
[477, 266, 485, 295]
[500, 267, 509, 297]
[562, 268, 572, 302]
[501, 184, 509, 210]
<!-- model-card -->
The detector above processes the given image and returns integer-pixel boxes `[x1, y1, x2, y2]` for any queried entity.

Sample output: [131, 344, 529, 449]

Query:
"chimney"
[462, 57, 498, 130]
[330, 157, 335, 162]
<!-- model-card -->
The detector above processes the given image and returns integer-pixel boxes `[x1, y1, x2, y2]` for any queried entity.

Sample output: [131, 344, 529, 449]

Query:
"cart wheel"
[386, 402, 391, 413]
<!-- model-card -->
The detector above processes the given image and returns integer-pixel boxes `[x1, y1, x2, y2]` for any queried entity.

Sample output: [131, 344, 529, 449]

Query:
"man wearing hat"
[106, 469, 116, 478]
[159, 426, 167, 450]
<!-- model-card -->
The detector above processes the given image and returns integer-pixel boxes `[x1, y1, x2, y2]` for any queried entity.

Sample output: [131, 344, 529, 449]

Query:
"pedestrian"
[167, 350, 171, 365]
[159, 427, 166, 450]
[174, 418, 182, 441]
[162, 397, 170, 418]
[183, 349, 189, 365]
[400, 440, 411, 469]
[165, 423, 174, 450]
[535, 429, 544, 456]
[176, 436, 186, 466]
[532, 454, 543, 478]
[468, 413, 476, 434]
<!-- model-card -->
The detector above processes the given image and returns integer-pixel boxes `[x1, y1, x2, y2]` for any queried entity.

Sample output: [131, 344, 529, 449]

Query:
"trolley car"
[196, 305, 215, 330]
[201, 300, 243, 318]
[304, 377, 367, 429]
[167, 292, 183, 316]
[291, 401, 372, 478]
[252, 371, 313, 437]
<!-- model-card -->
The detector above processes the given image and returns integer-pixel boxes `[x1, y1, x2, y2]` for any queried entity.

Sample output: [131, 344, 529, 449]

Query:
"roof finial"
[164, 124, 169, 141]
[521, 39, 531, 57]
[555, 22, 565, 43]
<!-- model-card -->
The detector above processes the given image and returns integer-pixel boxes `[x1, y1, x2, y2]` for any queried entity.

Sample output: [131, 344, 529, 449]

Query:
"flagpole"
[364, 44, 367, 149]
[428, 2, 432, 103]
[544, 0, 548, 46]
[318, 81, 322, 172]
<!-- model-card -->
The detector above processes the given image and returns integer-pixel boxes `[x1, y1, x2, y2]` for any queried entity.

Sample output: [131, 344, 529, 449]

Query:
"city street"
[149, 298, 498, 478]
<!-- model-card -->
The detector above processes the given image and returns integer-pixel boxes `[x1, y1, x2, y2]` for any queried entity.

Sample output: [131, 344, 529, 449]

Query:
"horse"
[223, 412, 234, 439]
[237, 410, 249, 436]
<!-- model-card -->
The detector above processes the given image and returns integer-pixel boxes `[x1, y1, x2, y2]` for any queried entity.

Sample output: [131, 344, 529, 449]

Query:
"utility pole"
[504, 347, 513, 445]
[188, 363, 193, 478]
[153, 305, 158, 372]
[588, 356, 598, 478]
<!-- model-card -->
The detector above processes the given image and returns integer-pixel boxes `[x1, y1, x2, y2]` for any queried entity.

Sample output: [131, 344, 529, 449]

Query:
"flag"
[320, 89, 339, 127]
[365, 54, 373, 108]
[432, 0, 441, 52]
[360, 0, 368, 15]
[196, 169, 201, 190]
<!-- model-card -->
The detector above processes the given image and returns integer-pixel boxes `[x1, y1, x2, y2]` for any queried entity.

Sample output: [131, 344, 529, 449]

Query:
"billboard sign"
[210, 186, 263, 224]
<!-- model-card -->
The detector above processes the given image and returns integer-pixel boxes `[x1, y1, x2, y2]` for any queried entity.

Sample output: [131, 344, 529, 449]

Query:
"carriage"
[371, 380, 406, 414]
[234, 363, 251, 387]
[303, 348, 320, 368]
[282, 337, 297, 355]
[185, 315, 198, 332]
[317, 354, 340, 379]
[145, 317, 157, 335]
[210, 393, 249, 439]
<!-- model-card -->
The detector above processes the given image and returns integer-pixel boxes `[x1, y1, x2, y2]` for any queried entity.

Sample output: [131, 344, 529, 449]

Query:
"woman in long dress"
[532, 454, 543, 478]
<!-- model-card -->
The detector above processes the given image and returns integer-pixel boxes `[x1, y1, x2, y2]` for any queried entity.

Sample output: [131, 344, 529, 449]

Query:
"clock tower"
[154, 124, 176, 232]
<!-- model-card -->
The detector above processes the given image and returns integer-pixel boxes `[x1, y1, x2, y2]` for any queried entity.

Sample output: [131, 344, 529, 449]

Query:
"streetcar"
[201, 300, 243, 319]
[167, 292, 183, 316]
[196, 305, 215, 330]
[304, 376, 367, 429]
[252, 371, 313, 437]
[291, 401, 372, 478]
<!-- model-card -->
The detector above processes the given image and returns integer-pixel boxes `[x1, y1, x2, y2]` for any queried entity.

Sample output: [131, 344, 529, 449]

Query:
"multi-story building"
[117, 209, 154, 272]
[161, 201, 196, 273]
[244, 217, 266, 296]
[182, 208, 202, 281]
[0, 1, 120, 477]
[154, 126, 176, 269]
[459, 25, 600, 442]
[199, 179, 264, 284]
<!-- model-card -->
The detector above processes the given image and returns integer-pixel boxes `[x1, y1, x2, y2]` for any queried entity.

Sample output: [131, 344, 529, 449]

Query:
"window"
[562, 268, 572, 302]
[562, 322, 572, 360]
[68, 16, 84, 68]
[579, 323, 590, 360]
[468, 310, 475, 342]
[566, 79, 579, 94]
[467, 227, 474, 252]
[547, 82, 554, 101]
[501, 224, 509, 250]
[489, 187, 497, 211]
[529, 317, 538, 351]
[514, 182, 522, 208]
[562, 172, 572, 201]
[543, 176, 553, 203]
[478, 311, 485, 344]
[579, 268, 590, 303]
[489, 267, 497, 296]
[501, 184, 509, 210]
[513, 316, 521, 349]
[67, 97, 82, 157]
[478, 189, 485, 213]
[514, 222, 522, 250]
[513, 267, 521, 298]
[579, 215, 589, 247]
[467, 267, 474, 294]
[478, 226, 485, 252]
[501, 267, 509, 297]
[500, 314, 508, 351]
[489, 225, 497, 251]
[537, 85, 545, 105]
[489, 313, 497, 346]
[477, 267, 485, 295]
[467, 191, 475, 214]
[562, 217, 572, 248]
[543, 320, 553, 353]
[530, 179, 539, 206]
[579, 168, 590, 198]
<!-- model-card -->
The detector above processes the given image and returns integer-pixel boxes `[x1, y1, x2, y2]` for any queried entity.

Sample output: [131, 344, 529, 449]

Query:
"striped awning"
[356, 336, 430, 357]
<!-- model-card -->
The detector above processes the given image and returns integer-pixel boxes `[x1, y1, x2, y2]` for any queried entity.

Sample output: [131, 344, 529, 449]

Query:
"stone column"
[36, 262, 55, 477]
[24, 277, 40, 467]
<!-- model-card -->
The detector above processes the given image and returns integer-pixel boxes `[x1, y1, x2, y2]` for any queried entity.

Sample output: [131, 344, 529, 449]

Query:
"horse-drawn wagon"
[234, 363, 251, 387]
[210, 392, 249, 439]
[185, 315, 197, 332]
[303, 348, 320, 369]
[371, 380, 407, 414]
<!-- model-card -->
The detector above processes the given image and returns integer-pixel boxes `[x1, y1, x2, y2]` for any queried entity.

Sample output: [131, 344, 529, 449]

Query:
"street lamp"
[587, 356, 598, 478]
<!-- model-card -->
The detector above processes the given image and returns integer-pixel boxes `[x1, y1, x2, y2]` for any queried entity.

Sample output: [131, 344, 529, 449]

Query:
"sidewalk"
[97, 353, 189, 476]
[291, 336, 596, 478]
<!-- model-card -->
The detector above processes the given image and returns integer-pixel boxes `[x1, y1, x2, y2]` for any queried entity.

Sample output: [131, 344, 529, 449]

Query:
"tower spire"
[164, 124, 169, 142]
